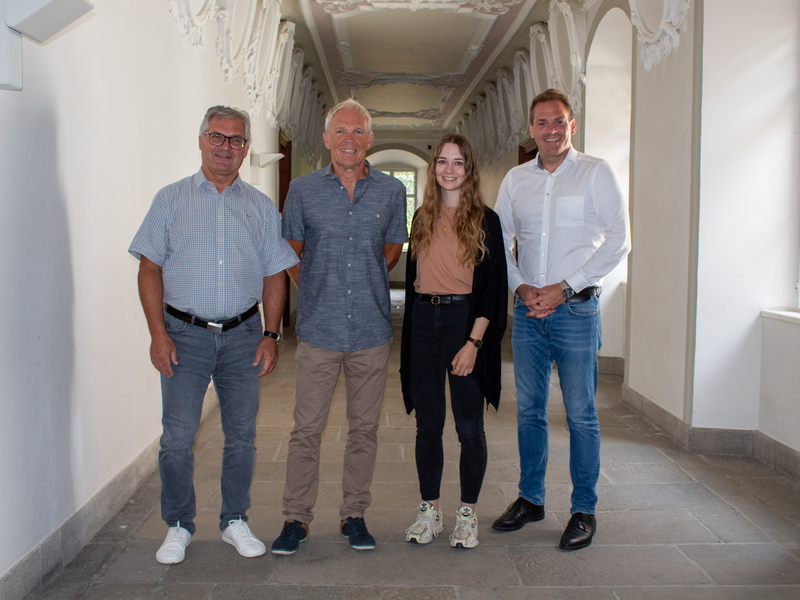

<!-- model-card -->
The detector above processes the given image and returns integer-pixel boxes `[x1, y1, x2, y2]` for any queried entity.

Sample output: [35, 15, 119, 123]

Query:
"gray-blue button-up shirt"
[129, 170, 299, 321]
[283, 162, 408, 352]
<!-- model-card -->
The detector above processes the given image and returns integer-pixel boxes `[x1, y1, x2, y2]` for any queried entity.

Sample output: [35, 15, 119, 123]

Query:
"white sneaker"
[449, 506, 479, 549]
[222, 519, 267, 558]
[405, 501, 443, 544]
[156, 524, 191, 564]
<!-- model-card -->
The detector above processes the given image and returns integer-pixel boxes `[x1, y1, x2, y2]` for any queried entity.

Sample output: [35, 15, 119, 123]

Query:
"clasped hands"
[517, 283, 566, 319]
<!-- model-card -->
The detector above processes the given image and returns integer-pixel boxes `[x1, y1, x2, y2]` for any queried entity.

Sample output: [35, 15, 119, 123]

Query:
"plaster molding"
[548, 0, 586, 114]
[629, 0, 690, 71]
[512, 49, 534, 132]
[315, 0, 522, 16]
[529, 22, 555, 95]
[371, 109, 443, 121]
[336, 70, 466, 90]
[167, 0, 221, 46]
[168, 0, 324, 161]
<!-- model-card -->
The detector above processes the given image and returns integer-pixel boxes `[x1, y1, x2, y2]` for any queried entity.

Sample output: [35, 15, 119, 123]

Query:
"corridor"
[30, 309, 800, 599]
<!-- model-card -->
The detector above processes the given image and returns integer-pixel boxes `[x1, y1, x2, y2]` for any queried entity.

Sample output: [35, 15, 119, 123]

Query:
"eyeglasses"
[204, 132, 248, 150]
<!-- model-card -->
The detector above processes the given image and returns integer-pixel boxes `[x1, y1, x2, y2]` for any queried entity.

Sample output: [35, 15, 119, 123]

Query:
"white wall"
[0, 0, 263, 579]
[625, 0, 698, 420]
[692, 0, 800, 429]
[585, 7, 632, 359]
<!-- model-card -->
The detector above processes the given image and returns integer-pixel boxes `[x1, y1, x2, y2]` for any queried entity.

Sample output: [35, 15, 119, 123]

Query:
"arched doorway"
[585, 6, 633, 374]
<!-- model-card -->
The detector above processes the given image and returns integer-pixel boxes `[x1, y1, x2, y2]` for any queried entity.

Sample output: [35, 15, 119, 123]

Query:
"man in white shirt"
[492, 89, 630, 550]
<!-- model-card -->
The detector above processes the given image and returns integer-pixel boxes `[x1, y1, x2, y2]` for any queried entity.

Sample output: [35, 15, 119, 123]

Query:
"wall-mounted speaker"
[5, 0, 93, 43]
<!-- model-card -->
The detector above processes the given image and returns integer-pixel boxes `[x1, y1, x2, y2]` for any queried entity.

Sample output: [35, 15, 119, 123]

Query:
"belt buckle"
[430, 295, 441, 305]
[206, 321, 223, 334]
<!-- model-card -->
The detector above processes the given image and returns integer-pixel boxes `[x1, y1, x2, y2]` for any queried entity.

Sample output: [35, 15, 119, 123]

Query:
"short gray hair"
[325, 99, 372, 135]
[199, 106, 251, 144]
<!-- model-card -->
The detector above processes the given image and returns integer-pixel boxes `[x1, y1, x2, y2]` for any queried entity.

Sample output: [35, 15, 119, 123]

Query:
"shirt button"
[349, 211, 353, 215]
[543, 232, 546, 236]
[340, 186, 344, 189]
[219, 260, 223, 265]
[348, 315, 352, 319]
[347, 290, 351, 294]
[376, 214, 380, 218]
[347, 263, 351, 267]
[349, 237, 353, 241]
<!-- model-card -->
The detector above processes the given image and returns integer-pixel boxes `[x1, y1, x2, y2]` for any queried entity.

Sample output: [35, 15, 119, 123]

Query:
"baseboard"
[753, 431, 800, 481]
[621, 384, 799, 479]
[2, 388, 220, 600]
[598, 356, 624, 376]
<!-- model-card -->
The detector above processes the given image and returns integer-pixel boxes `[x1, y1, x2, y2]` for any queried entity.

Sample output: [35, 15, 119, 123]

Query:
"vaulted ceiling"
[280, 0, 592, 145]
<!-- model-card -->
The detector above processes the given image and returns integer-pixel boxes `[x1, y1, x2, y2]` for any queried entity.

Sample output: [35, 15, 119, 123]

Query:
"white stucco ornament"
[315, 0, 522, 15]
[629, 0, 691, 71]
[167, 0, 325, 162]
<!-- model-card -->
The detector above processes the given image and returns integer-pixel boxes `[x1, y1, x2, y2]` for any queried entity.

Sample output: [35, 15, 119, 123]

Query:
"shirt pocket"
[556, 196, 584, 228]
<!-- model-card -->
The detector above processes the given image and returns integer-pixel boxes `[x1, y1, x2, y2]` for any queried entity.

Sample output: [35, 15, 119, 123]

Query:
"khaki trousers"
[282, 338, 391, 524]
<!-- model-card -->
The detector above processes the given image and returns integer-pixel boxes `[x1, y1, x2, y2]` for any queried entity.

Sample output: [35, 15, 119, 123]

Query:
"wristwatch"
[263, 330, 282, 344]
[467, 336, 483, 349]
[559, 280, 575, 299]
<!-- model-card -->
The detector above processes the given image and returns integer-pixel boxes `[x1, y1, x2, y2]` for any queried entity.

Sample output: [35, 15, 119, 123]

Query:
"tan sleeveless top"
[414, 204, 474, 295]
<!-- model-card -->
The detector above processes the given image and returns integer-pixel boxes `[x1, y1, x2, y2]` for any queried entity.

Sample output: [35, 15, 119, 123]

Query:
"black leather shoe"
[559, 512, 596, 551]
[491, 497, 545, 531]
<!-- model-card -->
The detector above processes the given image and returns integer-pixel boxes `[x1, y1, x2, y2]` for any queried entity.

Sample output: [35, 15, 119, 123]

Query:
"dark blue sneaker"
[340, 517, 376, 550]
[271, 520, 309, 555]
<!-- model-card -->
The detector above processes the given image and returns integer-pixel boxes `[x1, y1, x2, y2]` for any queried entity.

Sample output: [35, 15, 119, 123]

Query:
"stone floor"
[30, 301, 800, 599]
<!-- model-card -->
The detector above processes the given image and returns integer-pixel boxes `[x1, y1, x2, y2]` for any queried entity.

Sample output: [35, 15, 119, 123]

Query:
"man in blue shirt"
[271, 99, 408, 555]
[129, 106, 299, 564]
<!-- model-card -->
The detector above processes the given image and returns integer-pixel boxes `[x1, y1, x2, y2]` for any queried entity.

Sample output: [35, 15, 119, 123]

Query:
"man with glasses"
[129, 105, 299, 564]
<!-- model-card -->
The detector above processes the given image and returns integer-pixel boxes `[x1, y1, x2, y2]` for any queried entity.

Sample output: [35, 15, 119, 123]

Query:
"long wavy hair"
[410, 134, 487, 265]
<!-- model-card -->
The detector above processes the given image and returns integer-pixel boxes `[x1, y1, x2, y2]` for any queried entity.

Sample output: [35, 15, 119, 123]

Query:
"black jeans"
[409, 298, 488, 505]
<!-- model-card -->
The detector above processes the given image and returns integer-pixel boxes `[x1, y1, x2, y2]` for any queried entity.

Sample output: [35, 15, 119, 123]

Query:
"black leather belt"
[565, 286, 601, 304]
[415, 293, 471, 305]
[165, 303, 259, 334]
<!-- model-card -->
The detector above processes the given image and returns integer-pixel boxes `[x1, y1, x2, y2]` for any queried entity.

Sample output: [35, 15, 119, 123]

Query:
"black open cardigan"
[400, 206, 508, 414]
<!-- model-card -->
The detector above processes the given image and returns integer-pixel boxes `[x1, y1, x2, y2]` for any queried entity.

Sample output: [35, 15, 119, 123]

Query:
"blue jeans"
[512, 296, 601, 515]
[159, 310, 263, 534]
[409, 298, 487, 505]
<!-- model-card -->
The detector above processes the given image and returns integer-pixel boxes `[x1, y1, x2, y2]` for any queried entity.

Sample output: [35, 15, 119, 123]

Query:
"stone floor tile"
[81, 582, 214, 599]
[600, 462, 692, 484]
[508, 545, 710, 586]
[596, 483, 729, 511]
[272, 542, 519, 587]
[688, 508, 769, 543]
[459, 588, 618, 600]
[548, 509, 719, 544]
[600, 443, 671, 464]
[159, 541, 276, 584]
[724, 496, 800, 548]
[678, 543, 800, 585]
[598, 427, 648, 445]
[98, 540, 169, 583]
[733, 476, 800, 525]
[211, 584, 458, 599]
[699, 455, 779, 478]
[614, 586, 800, 599]
[481, 513, 568, 546]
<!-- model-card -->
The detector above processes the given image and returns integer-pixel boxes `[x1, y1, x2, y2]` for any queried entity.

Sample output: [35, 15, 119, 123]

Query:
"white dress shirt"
[495, 146, 631, 294]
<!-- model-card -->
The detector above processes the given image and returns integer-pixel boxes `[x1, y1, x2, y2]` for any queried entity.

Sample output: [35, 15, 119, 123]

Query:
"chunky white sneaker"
[222, 519, 267, 558]
[449, 506, 479, 549]
[405, 501, 444, 544]
[156, 524, 191, 564]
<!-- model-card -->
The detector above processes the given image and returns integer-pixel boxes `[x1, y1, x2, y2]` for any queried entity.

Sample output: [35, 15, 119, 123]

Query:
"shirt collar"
[319, 160, 379, 181]
[534, 146, 578, 171]
[193, 168, 243, 191]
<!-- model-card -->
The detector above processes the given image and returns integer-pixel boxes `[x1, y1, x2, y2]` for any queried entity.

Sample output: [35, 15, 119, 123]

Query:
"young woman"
[400, 134, 507, 549]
